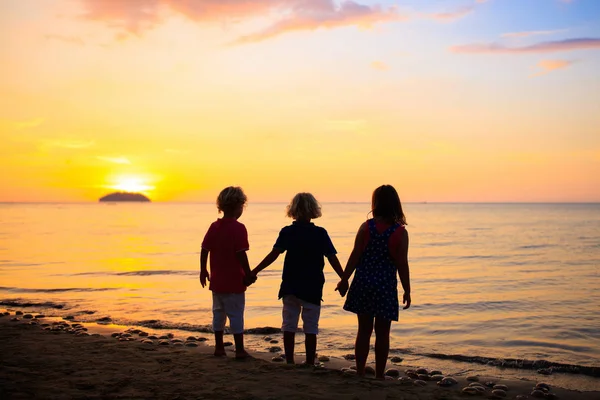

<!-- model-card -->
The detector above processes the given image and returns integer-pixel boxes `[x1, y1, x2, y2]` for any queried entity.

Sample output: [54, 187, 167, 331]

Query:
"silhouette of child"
[250, 193, 344, 365]
[336, 185, 411, 379]
[200, 186, 255, 359]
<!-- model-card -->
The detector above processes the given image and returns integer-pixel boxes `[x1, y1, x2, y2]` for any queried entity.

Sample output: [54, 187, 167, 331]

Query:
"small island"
[99, 192, 151, 202]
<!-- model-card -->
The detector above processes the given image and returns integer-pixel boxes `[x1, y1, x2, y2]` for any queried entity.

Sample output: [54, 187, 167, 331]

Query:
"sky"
[1, 0, 599, 203]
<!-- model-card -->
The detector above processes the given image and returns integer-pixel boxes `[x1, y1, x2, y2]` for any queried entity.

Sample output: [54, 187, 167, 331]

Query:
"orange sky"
[1, 0, 599, 202]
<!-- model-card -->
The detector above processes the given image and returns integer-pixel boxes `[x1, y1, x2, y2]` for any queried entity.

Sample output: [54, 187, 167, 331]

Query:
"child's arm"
[252, 249, 282, 275]
[336, 223, 367, 296]
[395, 229, 411, 309]
[235, 250, 253, 278]
[326, 254, 344, 278]
[200, 248, 210, 288]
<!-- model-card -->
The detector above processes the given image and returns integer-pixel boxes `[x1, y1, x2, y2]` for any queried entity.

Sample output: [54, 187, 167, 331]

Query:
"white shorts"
[212, 292, 245, 334]
[281, 295, 321, 335]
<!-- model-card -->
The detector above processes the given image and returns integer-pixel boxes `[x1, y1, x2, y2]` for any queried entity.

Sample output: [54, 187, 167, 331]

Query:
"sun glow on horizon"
[108, 176, 155, 194]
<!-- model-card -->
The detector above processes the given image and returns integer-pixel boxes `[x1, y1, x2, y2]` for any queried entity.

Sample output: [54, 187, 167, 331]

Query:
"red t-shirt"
[201, 218, 249, 293]
[361, 220, 405, 259]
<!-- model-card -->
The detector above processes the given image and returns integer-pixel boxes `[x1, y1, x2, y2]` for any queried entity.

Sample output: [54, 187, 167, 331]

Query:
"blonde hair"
[217, 186, 247, 213]
[286, 192, 322, 220]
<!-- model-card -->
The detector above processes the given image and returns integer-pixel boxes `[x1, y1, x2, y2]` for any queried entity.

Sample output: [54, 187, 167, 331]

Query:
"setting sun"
[109, 177, 155, 193]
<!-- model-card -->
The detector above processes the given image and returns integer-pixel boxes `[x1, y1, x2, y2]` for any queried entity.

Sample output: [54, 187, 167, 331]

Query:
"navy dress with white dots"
[343, 219, 402, 321]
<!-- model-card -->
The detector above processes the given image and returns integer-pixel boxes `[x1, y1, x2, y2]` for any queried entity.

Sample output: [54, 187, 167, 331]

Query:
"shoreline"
[1, 312, 599, 400]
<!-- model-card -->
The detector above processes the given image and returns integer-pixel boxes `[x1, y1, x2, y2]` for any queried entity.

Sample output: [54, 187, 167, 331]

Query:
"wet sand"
[1, 315, 598, 400]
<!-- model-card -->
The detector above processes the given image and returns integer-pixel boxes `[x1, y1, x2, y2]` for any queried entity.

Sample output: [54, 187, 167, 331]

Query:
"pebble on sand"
[535, 383, 550, 391]
[16, 311, 23, 315]
[271, 356, 284, 362]
[342, 369, 357, 376]
[390, 356, 403, 363]
[268, 346, 282, 353]
[158, 340, 170, 346]
[343, 354, 356, 361]
[437, 377, 458, 387]
[223, 341, 233, 347]
[462, 387, 479, 395]
[491, 389, 507, 398]
[466, 376, 479, 382]
[416, 368, 429, 375]
[184, 342, 198, 347]
[397, 377, 412, 385]
[384, 368, 400, 377]
[138, 332, 149, 337]
[429, 370, 442, 376]
[430, 374, 444, 381]
[531, 389, 546, 398]
[263, 336, 272, 341]
[414, 380, 427, 387]
[493, 384, 508, 391]
[23, 314, 33, 319]
[269, 339, 279, 344]
[317, 355, 330, 362]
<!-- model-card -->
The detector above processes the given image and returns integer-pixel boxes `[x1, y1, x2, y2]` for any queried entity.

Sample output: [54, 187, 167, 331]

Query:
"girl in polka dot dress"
[336, 185, 411, 379]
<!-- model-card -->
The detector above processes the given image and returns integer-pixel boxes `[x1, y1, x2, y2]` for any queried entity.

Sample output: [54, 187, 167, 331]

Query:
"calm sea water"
[1, 203, 599, 389]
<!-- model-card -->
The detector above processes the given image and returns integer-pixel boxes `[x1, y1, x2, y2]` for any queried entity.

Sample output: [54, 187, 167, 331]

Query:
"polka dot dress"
[343, 219, 402, 321]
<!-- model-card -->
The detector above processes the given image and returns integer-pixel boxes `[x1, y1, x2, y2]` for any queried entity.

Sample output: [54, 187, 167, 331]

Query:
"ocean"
[1, 202, 599, 390]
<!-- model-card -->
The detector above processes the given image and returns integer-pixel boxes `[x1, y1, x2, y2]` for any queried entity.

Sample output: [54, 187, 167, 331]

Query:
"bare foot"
[213, 348, 226, 357]
[235, 350, 251, 359]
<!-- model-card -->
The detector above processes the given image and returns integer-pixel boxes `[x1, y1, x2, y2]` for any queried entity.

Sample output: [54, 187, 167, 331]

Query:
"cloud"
[426, 5, 475, 21]
[11, 118, 45, 130]
[451, 38, 600, 54]
[501, 29, 568, 38]
[96, 156, 131, 164]
[532, 59, 573, 76]
[44, 34, 85, 45]
[78, 0, 407, 43]
[49, 140, 95, 149]
[475, 0, 489, 3]
[232, 1, 407, 44]
[370, 61, 389, 71]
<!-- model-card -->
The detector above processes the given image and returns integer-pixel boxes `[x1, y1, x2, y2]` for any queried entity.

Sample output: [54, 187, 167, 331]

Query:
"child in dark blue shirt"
[251, 193, 344, 365]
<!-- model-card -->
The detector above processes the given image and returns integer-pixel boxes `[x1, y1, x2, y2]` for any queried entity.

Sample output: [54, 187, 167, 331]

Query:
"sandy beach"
[1, 313, 598, 400]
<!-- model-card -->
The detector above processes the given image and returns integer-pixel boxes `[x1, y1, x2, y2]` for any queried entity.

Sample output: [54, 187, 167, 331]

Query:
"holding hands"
[243, 271, 257, 287]
[335, 278, 349, 297]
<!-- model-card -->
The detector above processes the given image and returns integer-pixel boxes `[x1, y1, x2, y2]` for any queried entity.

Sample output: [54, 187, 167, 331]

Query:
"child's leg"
[212, 293, 227, 356]
[304, 333, 317, 365]
[224, 293, 248, 359]
[283, 331, 296, 364]
[355, 314, 374, 376]
[281, 295, 301, 364]
[374, 317, 392, 379]
[300, 300, 321, 366]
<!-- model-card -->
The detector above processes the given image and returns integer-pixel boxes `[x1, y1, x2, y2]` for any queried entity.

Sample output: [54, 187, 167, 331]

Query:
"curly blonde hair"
[286, 192, 322, 220]
[217, 186, 247, 213]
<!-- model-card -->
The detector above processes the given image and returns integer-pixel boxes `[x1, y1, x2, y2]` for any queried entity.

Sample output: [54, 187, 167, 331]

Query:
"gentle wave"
[0, 286, 121, 293]
[63, 270, 197, 277]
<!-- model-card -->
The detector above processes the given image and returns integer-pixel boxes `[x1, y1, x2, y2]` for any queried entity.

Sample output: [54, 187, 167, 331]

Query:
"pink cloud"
[501, 29, 567, 38]
[234, 1, 406, 44]
[78, 0, 406, 43]
[532, 59, 573, 76]
[426, 5, 475, 21]
[451, 38, 600, 54]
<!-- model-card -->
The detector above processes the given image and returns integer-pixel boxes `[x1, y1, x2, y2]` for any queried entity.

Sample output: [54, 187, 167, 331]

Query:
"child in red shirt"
[200, 186, 255, 358]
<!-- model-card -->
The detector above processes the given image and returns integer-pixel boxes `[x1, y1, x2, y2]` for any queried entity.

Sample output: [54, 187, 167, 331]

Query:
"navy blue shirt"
[274, 221, 337, 305]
